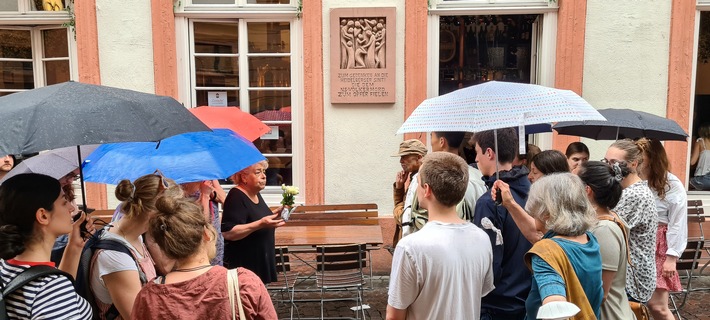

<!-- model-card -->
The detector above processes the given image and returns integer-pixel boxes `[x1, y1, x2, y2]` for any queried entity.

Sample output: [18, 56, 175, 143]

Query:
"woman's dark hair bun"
[0, 225, 27, 259]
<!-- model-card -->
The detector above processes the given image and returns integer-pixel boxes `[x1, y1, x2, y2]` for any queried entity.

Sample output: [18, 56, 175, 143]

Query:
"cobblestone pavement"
[273, 275, 710, 319]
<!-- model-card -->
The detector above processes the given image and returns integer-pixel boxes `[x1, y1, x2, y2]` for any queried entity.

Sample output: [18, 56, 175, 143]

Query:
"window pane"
[247, 22, 290, 53]
[195, 56, 238, 87]
[248, 57, 290, 87]
[255, 123, 292, 154]
[263, 156, 292, 186]
[192, 0, 234, 4]
[42, 29, 69, 58]
[0, 61, 34, 90]
[0, 30, 32, 59]
[247, 0, 290, 4]
[44, 60, 70, 85]
[0, 0, 18, 11]
[195, 90, 239, 107]
[31, 0, 66, 11]
[194, 22, 238, 54]
[249, 91, 291, 113]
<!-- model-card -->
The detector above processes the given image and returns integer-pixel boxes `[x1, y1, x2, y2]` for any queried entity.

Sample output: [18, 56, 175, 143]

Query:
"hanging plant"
[62, 1, 76, 39]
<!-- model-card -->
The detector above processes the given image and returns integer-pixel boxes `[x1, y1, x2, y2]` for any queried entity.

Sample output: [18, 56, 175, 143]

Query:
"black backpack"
[75, 227, 146, 320]
[0, 265, 73, 320]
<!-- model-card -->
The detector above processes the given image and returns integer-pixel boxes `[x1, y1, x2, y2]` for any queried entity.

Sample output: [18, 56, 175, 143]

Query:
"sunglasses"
[153, 169, 170, 190]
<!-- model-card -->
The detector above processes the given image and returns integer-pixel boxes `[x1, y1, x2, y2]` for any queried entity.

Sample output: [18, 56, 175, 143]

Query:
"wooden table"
[275, 225, 383, 247]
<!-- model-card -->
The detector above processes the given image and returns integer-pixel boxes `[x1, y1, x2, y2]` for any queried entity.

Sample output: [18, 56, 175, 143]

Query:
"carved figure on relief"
[340, 17, 386, 69]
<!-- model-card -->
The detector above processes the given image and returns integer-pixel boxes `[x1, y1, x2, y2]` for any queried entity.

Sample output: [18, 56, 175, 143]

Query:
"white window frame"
[176, 5, 304, 205]
[0, 1, 77, 95]
[0, 0, 73, 24]
[427, 5, 558, 150]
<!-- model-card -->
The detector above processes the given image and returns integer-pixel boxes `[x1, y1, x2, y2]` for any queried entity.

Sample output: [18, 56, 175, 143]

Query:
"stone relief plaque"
[330, 7, 395, 103]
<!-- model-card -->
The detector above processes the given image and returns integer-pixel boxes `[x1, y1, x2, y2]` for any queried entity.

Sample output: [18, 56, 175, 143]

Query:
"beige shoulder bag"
[228, 268, 247, 320]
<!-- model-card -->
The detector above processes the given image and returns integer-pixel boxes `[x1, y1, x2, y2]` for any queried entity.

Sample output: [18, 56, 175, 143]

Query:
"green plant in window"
[62, 1, 76, 39]
[296, 0, 302, 19]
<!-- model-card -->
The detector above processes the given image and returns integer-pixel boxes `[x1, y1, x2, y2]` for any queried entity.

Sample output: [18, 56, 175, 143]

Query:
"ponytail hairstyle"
[115, 173, 182, 220]
[634, 138, 670, 199]
[149, 195, 213, 260]
[609, 139, 644, 173]
[577, 161, 627, 209]
[0, 173, 61, 259]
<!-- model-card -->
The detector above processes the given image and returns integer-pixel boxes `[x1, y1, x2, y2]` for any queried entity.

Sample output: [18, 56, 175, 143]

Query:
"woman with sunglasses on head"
[635, 138, 687, 319]
[131, 195, 276, 319]
[577, 161, 635, 319]
[90, 173, 183, 319]
[0, 173, 92, 319]
[604, 139, 658, 305]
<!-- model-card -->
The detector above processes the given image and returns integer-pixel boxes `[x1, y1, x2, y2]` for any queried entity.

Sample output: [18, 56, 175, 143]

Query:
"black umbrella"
[0, 81, 210, 219]
[0, 81, 210, 155]
[552, 108, 688, 141]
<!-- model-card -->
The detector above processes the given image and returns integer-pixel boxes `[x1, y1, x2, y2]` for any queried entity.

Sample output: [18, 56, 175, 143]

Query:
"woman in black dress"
[221, 160, 285, 283]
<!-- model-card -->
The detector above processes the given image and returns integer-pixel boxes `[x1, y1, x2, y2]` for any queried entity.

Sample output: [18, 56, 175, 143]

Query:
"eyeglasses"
[601, 158, 626, 166]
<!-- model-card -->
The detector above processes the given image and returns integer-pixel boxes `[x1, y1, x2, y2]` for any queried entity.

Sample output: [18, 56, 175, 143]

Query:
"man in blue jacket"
[473, 128, 532, 320]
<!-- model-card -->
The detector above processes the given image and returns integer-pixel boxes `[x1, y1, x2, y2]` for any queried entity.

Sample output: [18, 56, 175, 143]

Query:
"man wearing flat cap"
[391, 139, 427, 248]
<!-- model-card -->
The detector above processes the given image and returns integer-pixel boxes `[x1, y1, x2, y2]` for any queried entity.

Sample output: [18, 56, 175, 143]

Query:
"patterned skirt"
[655, 224, 682, 291]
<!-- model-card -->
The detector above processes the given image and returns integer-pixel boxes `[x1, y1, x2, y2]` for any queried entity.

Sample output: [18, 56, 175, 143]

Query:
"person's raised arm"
[211, 180, 227, 204]
[491, 180, 542, 243]
[57, 212, 89, 278]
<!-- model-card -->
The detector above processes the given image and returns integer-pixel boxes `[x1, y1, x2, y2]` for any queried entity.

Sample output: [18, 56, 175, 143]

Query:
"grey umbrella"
[553, 108, 688, 141]
[0, 81, 210, 214]
[0, 145, 98, 183]
[0, 81, 210, 155]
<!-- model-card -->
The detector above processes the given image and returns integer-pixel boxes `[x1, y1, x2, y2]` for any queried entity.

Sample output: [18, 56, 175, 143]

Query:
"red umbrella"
[191, 106, 271, 142]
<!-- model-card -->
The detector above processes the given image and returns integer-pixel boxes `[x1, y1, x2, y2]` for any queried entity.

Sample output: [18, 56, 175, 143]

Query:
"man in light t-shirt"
[387, 152, 495, 320]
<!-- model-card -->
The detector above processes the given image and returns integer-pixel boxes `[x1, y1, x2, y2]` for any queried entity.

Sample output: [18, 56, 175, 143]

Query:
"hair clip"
[129, 182, 136, 201]
[160, 224, 167, 231]
[611, 163, 623, 182]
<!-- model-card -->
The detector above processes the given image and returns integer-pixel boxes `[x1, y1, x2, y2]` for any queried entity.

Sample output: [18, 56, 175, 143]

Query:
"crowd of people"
[389, 128, 688, 320]
[0, 124, 692, 320]
[0, 160, 282, 319]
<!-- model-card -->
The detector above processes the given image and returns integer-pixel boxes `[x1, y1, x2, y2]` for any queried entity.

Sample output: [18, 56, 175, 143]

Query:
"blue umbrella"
[82, 129, 265, 184]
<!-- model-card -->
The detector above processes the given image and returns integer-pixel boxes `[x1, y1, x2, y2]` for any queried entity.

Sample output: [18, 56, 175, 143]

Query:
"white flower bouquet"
[280, 184, 299, 221]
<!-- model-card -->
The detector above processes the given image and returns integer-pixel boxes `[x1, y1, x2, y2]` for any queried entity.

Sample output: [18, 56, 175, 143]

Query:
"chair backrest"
[676, 239, 705, 271]
[688, 200, 705, 238]
[286, 204, 379, 227]
[275, 247, 291, 273]
[316, 244, 367, 272]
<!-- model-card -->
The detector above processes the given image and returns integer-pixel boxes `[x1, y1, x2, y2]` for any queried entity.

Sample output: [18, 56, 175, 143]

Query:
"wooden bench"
[283, 203, 379, 227]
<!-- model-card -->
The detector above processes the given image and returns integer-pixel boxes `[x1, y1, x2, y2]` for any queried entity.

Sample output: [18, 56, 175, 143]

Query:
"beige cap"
[392, 139, 427, 157]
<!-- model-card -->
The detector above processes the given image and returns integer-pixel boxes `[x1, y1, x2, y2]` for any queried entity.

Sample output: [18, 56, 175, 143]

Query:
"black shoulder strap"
[0, 265, 73, 319]
[3, 265, 73, 296]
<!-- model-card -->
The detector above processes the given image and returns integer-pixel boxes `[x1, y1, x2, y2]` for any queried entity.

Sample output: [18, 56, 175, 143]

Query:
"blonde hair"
[609, 139, 643, 172]
[231, 160, 268, 186]
[525, 173, 597, 236]
[115, 174, 182, 220]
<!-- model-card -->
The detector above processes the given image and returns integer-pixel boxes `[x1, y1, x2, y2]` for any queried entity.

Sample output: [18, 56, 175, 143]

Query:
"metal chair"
[315, 243, 367, 320]
[669, 202, 706, 319]
[267, 247, 300, 319]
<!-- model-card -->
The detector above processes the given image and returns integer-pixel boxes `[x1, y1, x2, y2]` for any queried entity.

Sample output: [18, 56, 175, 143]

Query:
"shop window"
[189, 20, 295, 187]
[0, 26, 71, 97]
[438, 14, 539, 95]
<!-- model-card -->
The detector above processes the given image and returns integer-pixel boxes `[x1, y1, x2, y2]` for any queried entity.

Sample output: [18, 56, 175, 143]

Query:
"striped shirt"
[1, 259, 92, 320]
